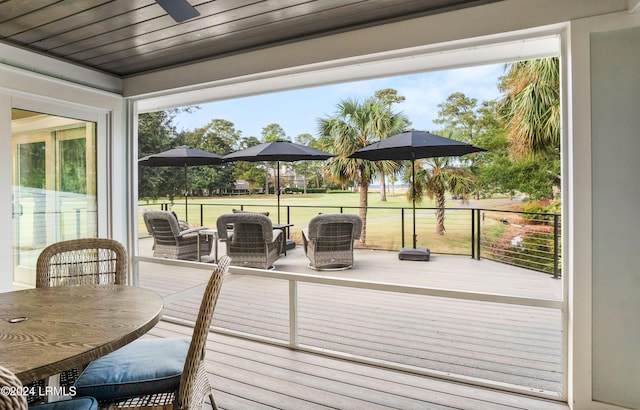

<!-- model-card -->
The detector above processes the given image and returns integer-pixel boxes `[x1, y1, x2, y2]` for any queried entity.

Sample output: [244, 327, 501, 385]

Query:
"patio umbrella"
[349, 130, 485, 261]
[138, 145, 223, 221]
[223, 139, 334, 223]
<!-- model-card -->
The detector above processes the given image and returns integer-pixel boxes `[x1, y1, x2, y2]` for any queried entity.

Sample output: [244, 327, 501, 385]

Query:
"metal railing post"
[200, 204, 204, 227]
[476, 209, 482, 260]
[289, 280, 298, 347]
[553, 214, 560, 279]
[401, 208, 405, 248]
[471, 209, 475, 259]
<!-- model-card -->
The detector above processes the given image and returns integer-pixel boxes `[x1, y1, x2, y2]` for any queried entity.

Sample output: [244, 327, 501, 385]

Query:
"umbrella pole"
[398, 157, 429, 261]
[276, 161, 281, 224]
[184, 164, 188, 221]
[412, 159, 417, 249]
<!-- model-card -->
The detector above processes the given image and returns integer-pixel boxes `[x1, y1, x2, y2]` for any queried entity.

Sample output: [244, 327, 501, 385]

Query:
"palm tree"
[372, 89, 409, 201]
[318, 98, 396, 244]
[411, 157, 475, 235]
[498, 57, 560, 156]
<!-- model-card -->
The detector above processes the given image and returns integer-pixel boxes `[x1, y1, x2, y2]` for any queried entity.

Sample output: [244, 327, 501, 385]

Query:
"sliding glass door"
[12, 109, 97, 286]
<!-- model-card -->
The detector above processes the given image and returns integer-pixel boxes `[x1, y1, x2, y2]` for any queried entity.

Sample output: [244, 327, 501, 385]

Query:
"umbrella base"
[398, 246, 430, 261]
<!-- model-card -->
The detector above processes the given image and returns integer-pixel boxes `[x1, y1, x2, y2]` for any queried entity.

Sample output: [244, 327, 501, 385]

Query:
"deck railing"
[141, 202, 561, 277]
[134, 255, 565, 400]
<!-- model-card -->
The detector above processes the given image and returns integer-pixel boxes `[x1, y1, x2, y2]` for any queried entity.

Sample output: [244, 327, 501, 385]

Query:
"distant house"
[233, 180, 250, 194]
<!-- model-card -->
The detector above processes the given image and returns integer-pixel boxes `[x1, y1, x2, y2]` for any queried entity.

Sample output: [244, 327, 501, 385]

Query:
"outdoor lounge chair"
[216, 213, 283, 269]
[143, 210, 213, 260]
[302, 213, 362, 270]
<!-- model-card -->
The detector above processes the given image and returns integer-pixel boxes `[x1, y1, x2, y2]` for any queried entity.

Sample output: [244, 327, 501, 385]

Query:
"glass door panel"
[12, 109, 97, 287]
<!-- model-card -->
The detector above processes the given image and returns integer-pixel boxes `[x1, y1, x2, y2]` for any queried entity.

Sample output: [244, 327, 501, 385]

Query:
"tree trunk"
[435, 189, 446, 235]
[265, 163, 270, 195]
[358, 181, 368, 244]
[379, 170, 387, 201]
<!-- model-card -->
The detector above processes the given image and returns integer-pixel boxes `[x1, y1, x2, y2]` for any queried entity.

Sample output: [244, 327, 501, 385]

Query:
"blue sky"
[172, 63, 506, 139]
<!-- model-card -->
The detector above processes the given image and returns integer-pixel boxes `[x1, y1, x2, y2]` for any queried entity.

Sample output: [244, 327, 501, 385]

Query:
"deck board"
[146, 321, 567, 410]
[138, 237, 567, 409]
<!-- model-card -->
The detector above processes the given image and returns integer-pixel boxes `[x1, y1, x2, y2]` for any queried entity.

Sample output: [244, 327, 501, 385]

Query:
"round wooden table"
[0, 285, 163, 384]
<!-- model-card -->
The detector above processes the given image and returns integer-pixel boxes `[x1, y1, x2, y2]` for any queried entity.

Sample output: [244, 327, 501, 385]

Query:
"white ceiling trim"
[0, 42, 123, 94]
[135, 27, 562, 113]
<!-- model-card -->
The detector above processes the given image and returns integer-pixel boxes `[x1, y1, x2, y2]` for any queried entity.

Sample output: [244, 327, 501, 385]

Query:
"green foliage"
[498, 57, 560, 156]
[180, 118, 239, 195]
[319, 97, 402, 242]
[285, 187, 327, 194]
[434, 87, 560, 201]
[138, 110, 182, 200]
[410, 154, 476, 235]
[520, 199, 561, 223]
[501, 235, 559, 274]
[433, 92, 478, 143]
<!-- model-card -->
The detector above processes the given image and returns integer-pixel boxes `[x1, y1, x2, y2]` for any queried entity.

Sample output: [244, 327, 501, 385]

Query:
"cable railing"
[139, 202, 562, 277]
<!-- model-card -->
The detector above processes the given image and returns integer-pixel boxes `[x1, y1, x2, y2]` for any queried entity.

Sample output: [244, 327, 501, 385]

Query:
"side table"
[197, 228, 218, 262]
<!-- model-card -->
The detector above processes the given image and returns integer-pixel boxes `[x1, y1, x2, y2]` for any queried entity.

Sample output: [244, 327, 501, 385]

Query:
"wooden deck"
[137, 237, 567, 409]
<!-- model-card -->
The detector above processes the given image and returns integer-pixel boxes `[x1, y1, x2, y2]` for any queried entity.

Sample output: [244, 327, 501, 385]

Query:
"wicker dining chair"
[73, 255, 231, 410]
[302, 213, 363, 270]
[36, 238, 127, 288]
[32, 238, 129, 397]
[0, 365, 98, 410]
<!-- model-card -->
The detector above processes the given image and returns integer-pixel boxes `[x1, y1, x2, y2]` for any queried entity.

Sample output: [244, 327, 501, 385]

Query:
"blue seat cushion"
[31, 397, 98, 410]
[74, 338, 190, 402]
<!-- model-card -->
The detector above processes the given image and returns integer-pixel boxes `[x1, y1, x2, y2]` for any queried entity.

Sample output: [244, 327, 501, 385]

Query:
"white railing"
[134, 255, 565, 400]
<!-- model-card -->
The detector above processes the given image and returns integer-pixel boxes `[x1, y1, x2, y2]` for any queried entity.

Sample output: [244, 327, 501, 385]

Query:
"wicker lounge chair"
[74, 256, 231, 409]
[143, 210, 213, 260]
[217, 213, 283, 269]
[302, 213, 362, 270]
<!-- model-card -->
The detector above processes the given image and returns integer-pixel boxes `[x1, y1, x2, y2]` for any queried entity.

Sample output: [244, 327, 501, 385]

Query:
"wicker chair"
[0, 365, 98, 410]
[33, 238, 128, 396]
[216, 213, 283, 269]
[302, 214, 363, 270]
[36, 238, 127, 288]
[74, 256, 231, 410]
[143, 210, 213, 260]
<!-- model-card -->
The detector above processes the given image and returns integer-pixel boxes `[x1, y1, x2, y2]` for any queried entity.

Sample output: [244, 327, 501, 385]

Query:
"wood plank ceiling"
[0, 0, 501, 78]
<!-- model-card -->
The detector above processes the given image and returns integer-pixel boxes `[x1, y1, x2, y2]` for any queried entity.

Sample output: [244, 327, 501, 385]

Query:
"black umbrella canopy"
[139, 146, 224, 221]
[349, 130, 485, 161]
[223, 139, 334, 223]
[349, 130, 485, 260]
[138, 145, 224, 166]
[223, 139, 333, 162]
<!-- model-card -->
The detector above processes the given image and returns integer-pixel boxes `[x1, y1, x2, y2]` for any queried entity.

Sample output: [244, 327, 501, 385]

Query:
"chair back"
[143, 210, 182, 246]
[216, 213, 274, 242]
[178, 255, 231, 408]
[307, 214, 362, 250]
[36, 238, 127, 288]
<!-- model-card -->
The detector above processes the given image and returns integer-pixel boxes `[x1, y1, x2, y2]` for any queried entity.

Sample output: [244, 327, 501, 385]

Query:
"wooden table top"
[0, 285, 163, 383]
